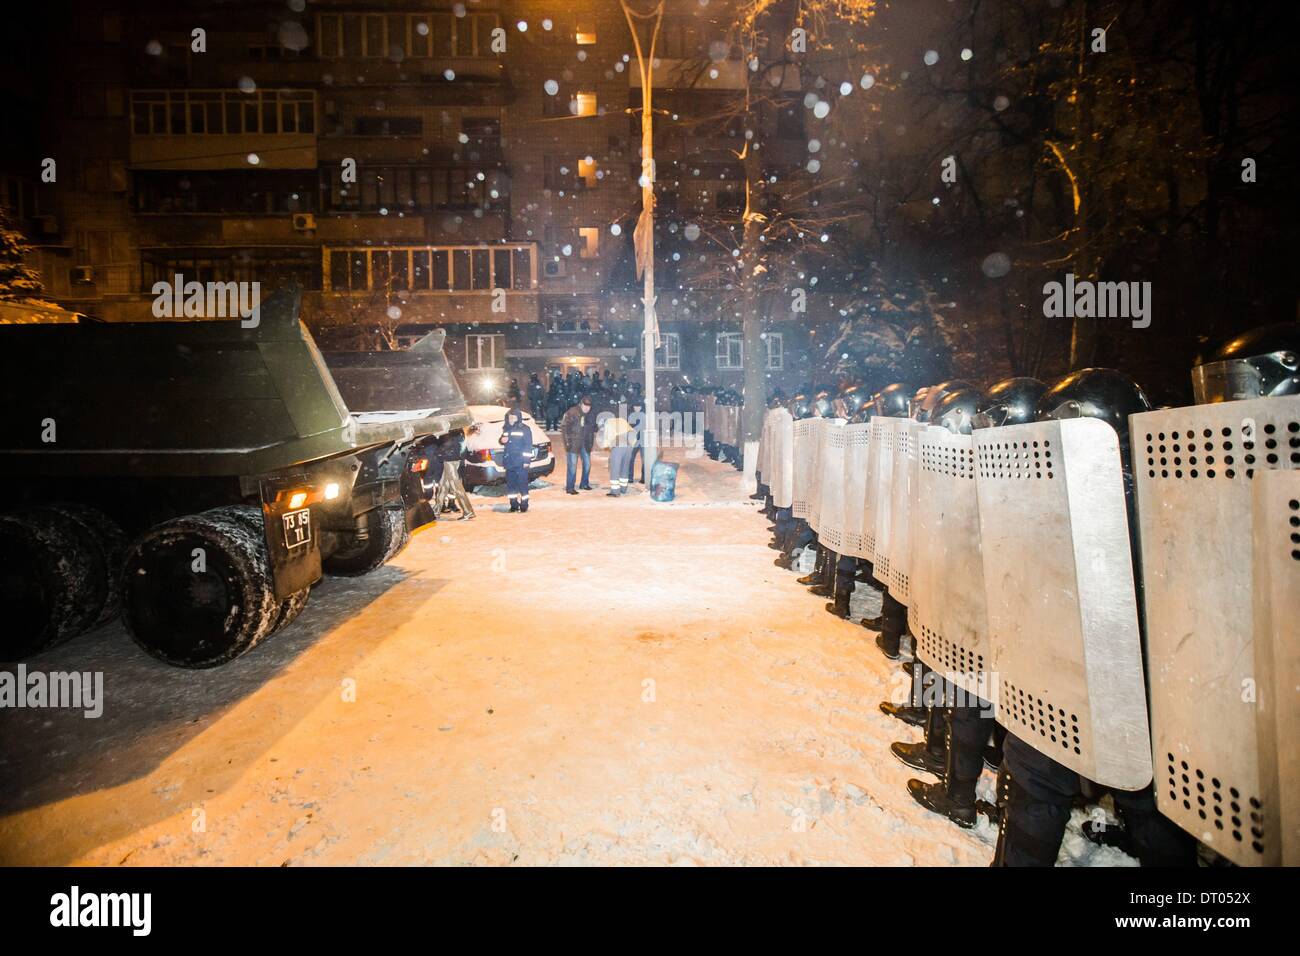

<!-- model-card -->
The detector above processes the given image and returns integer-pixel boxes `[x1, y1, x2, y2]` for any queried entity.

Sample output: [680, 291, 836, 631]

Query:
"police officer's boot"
[908, 705, 984, 828]
[825, 588, 851, 619]
[520, 498, 529, 513]
[875, 591, 905, 659]
[809, 549, 836, 596]
[891, 705, 948, 776]
[508, 498, 519, 513]
[797, 544, 825, 586]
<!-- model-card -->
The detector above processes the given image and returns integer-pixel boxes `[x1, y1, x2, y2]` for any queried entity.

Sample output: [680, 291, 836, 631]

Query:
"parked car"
[460, 405, 555, 488]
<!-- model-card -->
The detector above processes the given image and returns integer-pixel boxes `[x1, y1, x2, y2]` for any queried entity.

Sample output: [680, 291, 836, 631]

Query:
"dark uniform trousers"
[996, 732, 1197, 866]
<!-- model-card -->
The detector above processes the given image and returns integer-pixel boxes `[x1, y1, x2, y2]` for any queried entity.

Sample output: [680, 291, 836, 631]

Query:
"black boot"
[908, 778, 978, 829]
[891, 703, 948, 774]
[520, 498, 529, 513]
[798, 543, 826, 585]
[879, 700, 927, 727]
[508, 499, 519, 512]
[891, 740, 946, 776]
[825, 590, 851, 619]
[876, 632, 901, 660]
[860, 614, 883, 630]
[774, 553, 796, 570]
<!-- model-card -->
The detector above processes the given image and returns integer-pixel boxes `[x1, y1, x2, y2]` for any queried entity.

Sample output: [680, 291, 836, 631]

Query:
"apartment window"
[716, 332, 743, 370]
[543, 157, 578, 192]
[576, 22, 597, 45]
[578, 227, 600, 259]
[573, 92, 598, 117]
[466, 333, 505, 370]
[352, 116, 422, 137]
[318, 12, 500, 59]
[326, 166, 504, 212]
[131, 89, 314, 135]
[326, 245, 534, 293]
[765, 332, 784, 370]
[655, 332, 681, 370]
[576, 157, 598, 188]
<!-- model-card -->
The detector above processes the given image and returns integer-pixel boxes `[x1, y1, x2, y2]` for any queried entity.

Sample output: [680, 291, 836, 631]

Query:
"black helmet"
[1192, 323, 1300, 404]
[873, 382, 913, 418]
[974, 377, 1049, 429]
[836, 383, 869, 419]
[933, 388, 982, 435]
[914, 380, 977, 422]
[790, 393, 814, 420]
[1036, 368, 1152, 439]
[811, 389, 835, 418]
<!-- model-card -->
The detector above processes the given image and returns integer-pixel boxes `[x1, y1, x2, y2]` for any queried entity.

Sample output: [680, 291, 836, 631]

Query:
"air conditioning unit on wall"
[543, 259, 566, 278]
[292, 213, 317, 232]
[71, 265, 95, 284]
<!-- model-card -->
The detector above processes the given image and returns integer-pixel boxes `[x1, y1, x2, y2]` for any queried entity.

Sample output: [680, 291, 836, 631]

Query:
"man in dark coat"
[561, 394, 598, 494]
[527, 373, 545, 420]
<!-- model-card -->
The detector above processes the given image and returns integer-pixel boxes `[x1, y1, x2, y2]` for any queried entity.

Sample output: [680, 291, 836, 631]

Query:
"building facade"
[3, 0, 847, 401]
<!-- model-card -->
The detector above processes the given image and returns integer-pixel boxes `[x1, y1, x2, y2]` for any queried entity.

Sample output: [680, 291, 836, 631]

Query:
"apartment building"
[2, 0, 839, 398]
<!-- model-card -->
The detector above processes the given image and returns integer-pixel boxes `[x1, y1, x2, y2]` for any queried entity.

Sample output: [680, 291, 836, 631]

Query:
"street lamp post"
[622, 0, 664, 480]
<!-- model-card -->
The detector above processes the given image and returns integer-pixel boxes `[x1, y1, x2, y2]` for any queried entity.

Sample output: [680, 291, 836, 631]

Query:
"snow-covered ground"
[0, 438, 1132, 866]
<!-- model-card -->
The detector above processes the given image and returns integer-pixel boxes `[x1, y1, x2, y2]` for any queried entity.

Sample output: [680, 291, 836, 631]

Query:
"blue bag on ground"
[650, 460, 679, 502]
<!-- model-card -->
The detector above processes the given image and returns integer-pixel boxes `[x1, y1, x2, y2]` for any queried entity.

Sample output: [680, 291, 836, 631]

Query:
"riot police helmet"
[933, 388, 982, 435]
[974, 377, 1049, 429]
[873, 382, 914, 418]
[1036, 368, 1153, 439]
[1192, 323, 1300, 404]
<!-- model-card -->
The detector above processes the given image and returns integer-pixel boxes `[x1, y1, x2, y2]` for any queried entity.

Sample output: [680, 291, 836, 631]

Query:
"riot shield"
[1253, 468, 1300, 866]
[839, 423, 873, 558]
[913, 426, 992, 705]
[872, 418, 918, 604]
[770, 409, 795, 509]
[757, 409, 773, 482]
[792, 417, 822, 520]
[868, 417, 897, 575]
[816, 420, 849, 551]
[975, 417, 1151, 790]
[1134, 396, 1299, 865]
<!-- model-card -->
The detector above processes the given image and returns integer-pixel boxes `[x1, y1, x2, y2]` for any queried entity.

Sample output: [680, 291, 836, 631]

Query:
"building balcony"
[317, 242, 538, 326]
[129, 89, 318, 170]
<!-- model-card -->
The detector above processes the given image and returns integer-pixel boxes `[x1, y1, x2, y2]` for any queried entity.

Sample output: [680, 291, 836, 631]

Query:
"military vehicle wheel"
[322, 506, 407, 576]
[206, 505, 312, 634]
[0, 507, 110, 659]
[44, 503, 129, 626]
[274, 587, 312, 632]
[121, 511, 279, 668]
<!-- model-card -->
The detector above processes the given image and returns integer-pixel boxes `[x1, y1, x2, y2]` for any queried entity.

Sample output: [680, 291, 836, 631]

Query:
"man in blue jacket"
[498, 406, 535, 513]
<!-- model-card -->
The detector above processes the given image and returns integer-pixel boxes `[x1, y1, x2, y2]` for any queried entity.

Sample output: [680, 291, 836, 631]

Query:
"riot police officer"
[904, 379, 1046, 828]
[994, 369, 1196, 866]
[889, 388, 985, 780]
[772, 393, 815, 569]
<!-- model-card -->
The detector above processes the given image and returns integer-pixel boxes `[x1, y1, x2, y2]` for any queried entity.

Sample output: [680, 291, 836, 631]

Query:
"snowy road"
[0, 440, 1126, 866]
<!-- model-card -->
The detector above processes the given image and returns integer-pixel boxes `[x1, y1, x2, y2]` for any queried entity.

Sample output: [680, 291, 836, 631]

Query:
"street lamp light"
[621, 0, 665, 480]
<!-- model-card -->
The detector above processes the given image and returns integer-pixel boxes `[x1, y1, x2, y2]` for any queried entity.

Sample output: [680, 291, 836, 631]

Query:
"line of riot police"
[752, 324, 1298, 866]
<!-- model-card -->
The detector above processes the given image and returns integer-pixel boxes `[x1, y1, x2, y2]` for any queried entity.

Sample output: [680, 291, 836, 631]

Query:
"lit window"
[577, 157, 598, 187]
[579, 227, 600, 258]
[576, 25, 597, 45]
[572, 92, 597, 117]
